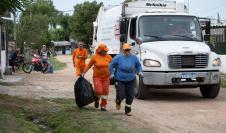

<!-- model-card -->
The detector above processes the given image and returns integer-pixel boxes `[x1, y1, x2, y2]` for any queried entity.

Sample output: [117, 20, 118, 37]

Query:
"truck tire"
[135, 75, 148, 99]
[200, 83, 220, 98]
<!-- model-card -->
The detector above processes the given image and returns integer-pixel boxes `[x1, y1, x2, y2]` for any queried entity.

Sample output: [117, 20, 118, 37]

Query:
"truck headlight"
[212, 58, 221, 66]
[143, 59, 161, 67]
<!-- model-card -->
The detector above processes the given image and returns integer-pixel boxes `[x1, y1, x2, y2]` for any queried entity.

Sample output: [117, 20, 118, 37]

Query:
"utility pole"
[13, 13, 17, 50]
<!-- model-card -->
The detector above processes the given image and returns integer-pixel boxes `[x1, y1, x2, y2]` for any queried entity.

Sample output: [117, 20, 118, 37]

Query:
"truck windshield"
[139, 15, 202, 42]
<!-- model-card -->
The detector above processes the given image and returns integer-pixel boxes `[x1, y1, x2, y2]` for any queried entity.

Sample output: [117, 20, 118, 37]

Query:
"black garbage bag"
[74, 77, 95, 108]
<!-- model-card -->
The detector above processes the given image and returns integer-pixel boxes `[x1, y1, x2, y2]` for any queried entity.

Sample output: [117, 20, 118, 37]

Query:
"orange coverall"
[84, 53, 112, 108]
[72, 48, 88, 76]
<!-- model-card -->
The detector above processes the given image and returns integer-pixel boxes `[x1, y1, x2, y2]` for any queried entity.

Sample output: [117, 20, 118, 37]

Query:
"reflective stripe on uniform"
[102, 95, 108, 99]
[125, 104, 131, 108]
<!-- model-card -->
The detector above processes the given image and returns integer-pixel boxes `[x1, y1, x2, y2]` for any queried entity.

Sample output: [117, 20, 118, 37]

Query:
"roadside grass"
[0, 82, 15, 86]
[221, 74, 226, 88]
[50, 56, 67, 71]
[0, 94, 154, 133]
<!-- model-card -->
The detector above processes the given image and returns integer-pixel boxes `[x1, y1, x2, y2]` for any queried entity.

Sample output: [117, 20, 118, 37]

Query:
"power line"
[17, 9, 74, 13]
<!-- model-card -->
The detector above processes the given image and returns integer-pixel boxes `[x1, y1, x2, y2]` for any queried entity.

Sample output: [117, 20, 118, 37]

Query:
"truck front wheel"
[135, 75, 148, 99]
[200, 83, 220, 98]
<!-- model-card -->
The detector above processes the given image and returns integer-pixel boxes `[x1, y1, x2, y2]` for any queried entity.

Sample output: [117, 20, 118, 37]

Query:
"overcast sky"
[52, 0, 226, 20]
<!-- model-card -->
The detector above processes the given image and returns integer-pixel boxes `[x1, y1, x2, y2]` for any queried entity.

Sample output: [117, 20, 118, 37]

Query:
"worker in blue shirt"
[110, 43, 143, 116]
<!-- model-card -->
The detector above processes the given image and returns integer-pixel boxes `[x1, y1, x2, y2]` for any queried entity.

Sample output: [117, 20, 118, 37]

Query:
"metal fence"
[209, 26, 226, 54]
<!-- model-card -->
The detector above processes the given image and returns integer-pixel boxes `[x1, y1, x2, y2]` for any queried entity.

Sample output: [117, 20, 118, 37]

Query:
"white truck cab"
[92, 0, 221, 99]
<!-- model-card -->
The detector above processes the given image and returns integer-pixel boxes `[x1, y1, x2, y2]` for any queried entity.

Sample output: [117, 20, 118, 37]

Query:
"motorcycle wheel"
[15, 62, 24, 71]
[22, 63, 33, 74]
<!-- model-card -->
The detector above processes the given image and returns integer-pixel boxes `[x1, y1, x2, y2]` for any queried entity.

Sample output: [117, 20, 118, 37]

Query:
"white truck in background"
[92, 0, 221, 99]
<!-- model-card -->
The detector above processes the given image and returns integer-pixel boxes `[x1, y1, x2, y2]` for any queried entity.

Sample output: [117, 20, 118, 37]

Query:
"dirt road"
[1, 55, 226, 133]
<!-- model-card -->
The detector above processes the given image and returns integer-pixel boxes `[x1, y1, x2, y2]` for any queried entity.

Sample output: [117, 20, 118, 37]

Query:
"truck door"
[198, 17, 211, 43]
[128, 17, 139, 54]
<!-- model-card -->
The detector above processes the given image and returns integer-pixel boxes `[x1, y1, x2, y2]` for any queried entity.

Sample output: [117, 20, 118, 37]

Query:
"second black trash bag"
[74, 77, 95, 108]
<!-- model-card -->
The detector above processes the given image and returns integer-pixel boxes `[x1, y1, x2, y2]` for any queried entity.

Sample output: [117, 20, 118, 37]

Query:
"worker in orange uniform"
[72, 41, 88, 77]
[83, 43, 112, 111]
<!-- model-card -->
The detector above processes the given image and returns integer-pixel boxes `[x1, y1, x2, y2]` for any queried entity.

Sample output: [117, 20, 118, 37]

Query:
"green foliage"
[210, 36, 217, 48]
[221, 75, 226, 88]
[17, 0, 58, 49]
[0, 0, 28, 15]
[49, 28, 65, 41]
[57, 13, 72, 41]
[50, 56, 66, 71]
[70, 1, 102, 47]
[209, 42, 226, 54]
[0, 95, 153, 133]
[6, 21, 14, 41]
[21, 0, 59, 28]
[17, 14, 49, 49]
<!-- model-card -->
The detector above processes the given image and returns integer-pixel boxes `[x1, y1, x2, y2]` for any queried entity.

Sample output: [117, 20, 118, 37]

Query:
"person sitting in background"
[40, 45, 51, 71]
[40, 45, 51, 59]
[9, 48, 22, 72]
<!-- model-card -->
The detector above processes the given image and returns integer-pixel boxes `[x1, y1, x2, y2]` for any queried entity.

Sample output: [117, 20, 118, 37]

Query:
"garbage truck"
[91, 0, 221, 99]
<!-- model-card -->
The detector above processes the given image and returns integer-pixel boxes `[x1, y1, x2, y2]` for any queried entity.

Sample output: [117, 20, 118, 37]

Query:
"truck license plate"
[181, 73, 196, 79]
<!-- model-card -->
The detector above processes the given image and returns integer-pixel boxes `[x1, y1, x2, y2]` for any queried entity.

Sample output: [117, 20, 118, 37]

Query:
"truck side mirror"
[135, 37, 143, 45]
[120, 34, 126, 43]
[120, 19, 126, 34]
[204, 34, 210, 42]
[205, 21, 211, 35]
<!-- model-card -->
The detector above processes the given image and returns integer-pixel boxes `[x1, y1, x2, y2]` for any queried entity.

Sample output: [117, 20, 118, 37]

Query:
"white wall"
[1, 50, 6, 73]
[220, 55, 226, 74]
[55, 49, 71, 55]
[65, 50, 71, 55]
[55, 51, 62, 55]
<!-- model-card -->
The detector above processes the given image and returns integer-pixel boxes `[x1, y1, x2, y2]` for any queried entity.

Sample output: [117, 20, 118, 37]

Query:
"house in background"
[52, 41, 73, 55]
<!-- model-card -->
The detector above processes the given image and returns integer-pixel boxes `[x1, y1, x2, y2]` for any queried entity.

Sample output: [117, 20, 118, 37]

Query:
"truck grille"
[168, 54, 208, 69]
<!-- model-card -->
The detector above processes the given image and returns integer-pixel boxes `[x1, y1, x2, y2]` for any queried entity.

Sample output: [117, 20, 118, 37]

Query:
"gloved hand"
[110, 74, 114, 79]
[139, 72, 144, 78]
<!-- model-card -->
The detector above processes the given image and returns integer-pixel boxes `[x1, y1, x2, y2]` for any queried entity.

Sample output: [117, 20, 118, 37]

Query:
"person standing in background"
[72, 41, 88, 78]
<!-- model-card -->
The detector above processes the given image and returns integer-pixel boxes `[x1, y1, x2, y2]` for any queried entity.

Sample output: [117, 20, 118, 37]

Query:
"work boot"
[94, 97, 100, 108]
[125, 106, 132, 116]
[115, 99, 121, 110]
[100, 106, 107, 111]
[94, 101, 99, 108]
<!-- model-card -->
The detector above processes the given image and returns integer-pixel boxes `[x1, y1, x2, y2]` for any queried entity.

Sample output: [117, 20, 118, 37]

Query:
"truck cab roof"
[129, 12, 196, 18]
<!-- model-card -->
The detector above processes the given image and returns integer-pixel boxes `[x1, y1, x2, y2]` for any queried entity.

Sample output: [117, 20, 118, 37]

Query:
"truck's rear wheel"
[135, 75, 148, 99]
[200, 83, 220, 98]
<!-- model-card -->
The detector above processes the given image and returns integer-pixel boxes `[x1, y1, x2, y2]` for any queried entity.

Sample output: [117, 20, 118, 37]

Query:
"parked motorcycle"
[22, 54, 49, 74]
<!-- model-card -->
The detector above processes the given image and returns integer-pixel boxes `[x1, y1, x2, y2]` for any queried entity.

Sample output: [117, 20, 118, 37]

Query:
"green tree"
[70, 1, 102, 47]
[49, 28, 65, 41]
[57, 13, 71, 41]
[0, 0, 27, 35]
[0, 0, 28, 16]
[17, 0, 58, 49]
